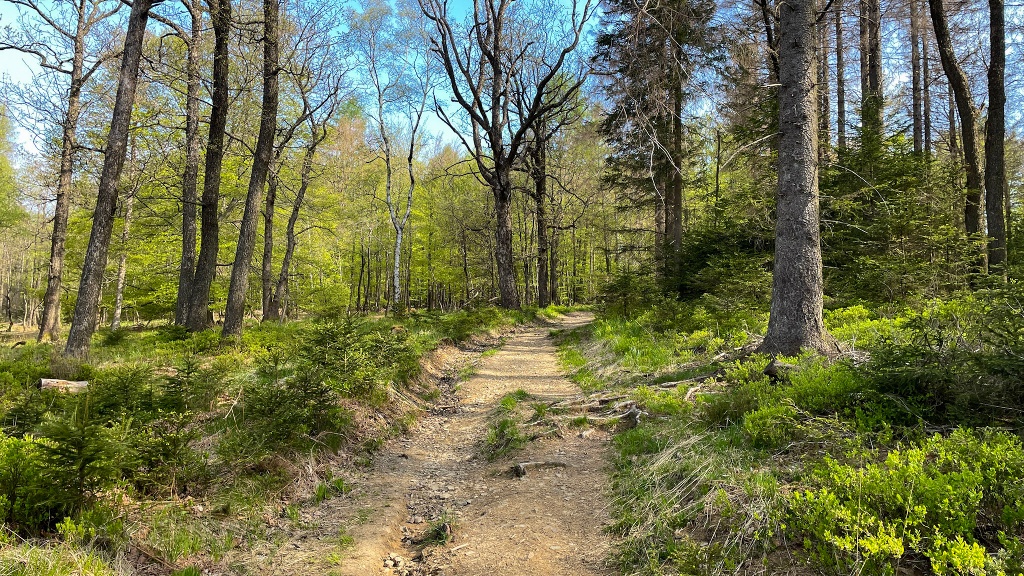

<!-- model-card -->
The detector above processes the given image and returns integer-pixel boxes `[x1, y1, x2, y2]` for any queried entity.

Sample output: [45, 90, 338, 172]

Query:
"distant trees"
[419, 0, 594, 309]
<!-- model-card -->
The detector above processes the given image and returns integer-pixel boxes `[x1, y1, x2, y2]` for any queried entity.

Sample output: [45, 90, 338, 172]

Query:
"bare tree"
[760, 0, 834, 356]
[65, 0, 158, 356]
[0, 0, 124, 342]
[418, 0, 594, 309]
[222, 0, 280, 338]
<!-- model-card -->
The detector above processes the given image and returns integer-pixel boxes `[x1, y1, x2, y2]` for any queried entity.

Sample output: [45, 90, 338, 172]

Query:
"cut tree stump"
[40, 379, 89, 393]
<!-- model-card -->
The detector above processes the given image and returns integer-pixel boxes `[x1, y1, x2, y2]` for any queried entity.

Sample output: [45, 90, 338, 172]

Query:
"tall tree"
[760, 0, 833, 356]
[65, 0, 157, 357]
[859, 0, 882, 148]
[835, 0, 847, 150]
[184, 0, 230, 331]
[928, 0, 982, 241]
[0, 0, 123, 342]
[222, 0, 280, 338]
[419, 0, 594, 309]
[985, 0, 1006, 270]
[910, 0, 924, 154]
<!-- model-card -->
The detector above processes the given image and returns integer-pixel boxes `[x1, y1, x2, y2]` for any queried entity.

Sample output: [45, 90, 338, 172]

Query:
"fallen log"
[512, 460, 568, 478]
[40, 379, 89, 393]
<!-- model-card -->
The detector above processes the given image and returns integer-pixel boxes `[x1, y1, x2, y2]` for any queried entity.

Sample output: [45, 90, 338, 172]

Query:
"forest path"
[327, 312, 616, 576]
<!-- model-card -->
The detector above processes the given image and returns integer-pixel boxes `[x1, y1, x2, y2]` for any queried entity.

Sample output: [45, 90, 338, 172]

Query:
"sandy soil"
[315, 312, 615, 576]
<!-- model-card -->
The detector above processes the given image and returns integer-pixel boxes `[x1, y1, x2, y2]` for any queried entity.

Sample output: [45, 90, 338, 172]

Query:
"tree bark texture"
[530, 133, 550, 308]
[261, 163, 278, 319]
[985, 0, 1006, 270]
[911, 0, 924, 154]
[222, 0, 279, 338]
[835, 0, 847, 150]
[761, 0, 834, 356]
[64, 0, 154, 357]
[186, 0, 231, 331]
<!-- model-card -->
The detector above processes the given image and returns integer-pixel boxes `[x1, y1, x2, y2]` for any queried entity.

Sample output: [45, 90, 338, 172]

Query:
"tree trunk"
[261, 163, 278, 319]
[923, 24, 932, 153]
[761, 0, 834, 356]
[494, 169, 520, 309]
[911, 0, 924, 154]
[272, 143, 315, 320]
[222, 0, 279, 339]
[835, 0, 847, 150]
[64, 0, 154, 357]
[928, 0, 983, 239]
[175, 6, 202, 326]
[985, 0, 1006, 270]
[549, 224, 560, 305]
[860, 0, 883, 149]
[38, 31, 86, 342]
[531, 133, 550, 308]
[818, 3, 831, 161]
[111, 192, 135, 331]
[186, 0, 231, 332]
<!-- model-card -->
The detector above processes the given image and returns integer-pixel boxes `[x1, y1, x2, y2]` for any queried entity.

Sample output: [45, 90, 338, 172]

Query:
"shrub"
[790, 428, 1024, 575]
[0, 432, 54, 530]
[742, 403, 798, 449]
[484, 418, 526, 460]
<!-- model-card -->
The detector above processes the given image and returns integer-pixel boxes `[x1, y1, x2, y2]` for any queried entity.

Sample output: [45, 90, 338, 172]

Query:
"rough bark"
[761, 0, 834, 356]
[64, 0, 154, 357]
[494, 168, 520, 309]
[985, 0, 1006, 270]
[818, 3, 831, 161]
[222, 0, 279, 338]
[835, 0, 847, 150]
[111, 191, 135, 331]
[530, 131, 550, 308]
[928, 0, 983, 239]
[186, 0, 231, 331]
[175, 4, 202, 326]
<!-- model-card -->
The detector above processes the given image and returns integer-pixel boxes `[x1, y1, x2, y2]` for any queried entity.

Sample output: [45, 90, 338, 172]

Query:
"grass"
[571, 296, 1024, 576]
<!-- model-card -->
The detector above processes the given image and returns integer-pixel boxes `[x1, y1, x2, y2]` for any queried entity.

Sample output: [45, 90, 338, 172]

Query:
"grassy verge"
[0, 305, 546, 574]
[560, 295, 1024, 576]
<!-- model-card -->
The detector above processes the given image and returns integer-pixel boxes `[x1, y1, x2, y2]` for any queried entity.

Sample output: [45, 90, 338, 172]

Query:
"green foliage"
[790, 429, 1024, 575]
[483, 417, 527, 461]
[0, 433, 53, 529]
[742, 402, 797, 449]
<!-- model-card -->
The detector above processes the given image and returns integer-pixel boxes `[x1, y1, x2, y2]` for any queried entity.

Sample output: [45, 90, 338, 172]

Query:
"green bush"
[484, 417, 526, 460]
[0, 432, 54, 530]
[742, 403, 798, 449]
[790, 428, 1024, 575]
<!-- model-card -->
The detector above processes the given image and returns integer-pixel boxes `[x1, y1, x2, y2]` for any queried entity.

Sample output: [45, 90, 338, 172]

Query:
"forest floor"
[279, 312, 616, 576]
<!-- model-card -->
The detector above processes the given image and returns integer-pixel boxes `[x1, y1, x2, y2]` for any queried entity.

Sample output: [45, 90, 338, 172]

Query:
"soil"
[303, 312, 616, 576]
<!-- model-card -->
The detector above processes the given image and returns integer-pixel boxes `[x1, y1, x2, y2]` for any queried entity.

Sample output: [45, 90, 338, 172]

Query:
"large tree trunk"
[761, 0, 834, 356]
[985, 0, 1006, 270]
[911, 0, 924, 154]
[928, 0, 983, 239]
[111, 191, 135, 331]
[38, 32, 86, 342]
[818, 3, 831, 162]
[222, 0, 279, 338]
[835, 0, 847, 150]
[261, 164, 278, 319]
[186, 0, 231, 331]
[174, 6, 202, 326]
[64, 0, 154, 357]
[494, 169, 520, 309]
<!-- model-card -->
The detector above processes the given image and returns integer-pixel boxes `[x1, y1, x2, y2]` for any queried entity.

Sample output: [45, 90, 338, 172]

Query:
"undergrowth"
[564, 287, 1024, 576]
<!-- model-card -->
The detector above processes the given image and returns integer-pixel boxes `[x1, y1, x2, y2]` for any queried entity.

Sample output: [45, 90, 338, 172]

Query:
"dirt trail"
[327, 312, 615, 576]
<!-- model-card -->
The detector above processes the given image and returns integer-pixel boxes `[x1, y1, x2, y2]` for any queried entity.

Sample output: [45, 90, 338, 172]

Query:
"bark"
[174, 4, 202, 326]
[835, 0, 847, 150]
[494, 169, 520, 309]
[38, 22, 88, 342]
[64, 0, 154, 357]
[530, 132, 550, 308]
[860, 0, 883, 148]
[549, 223, 560, 305]
[818, 3, 831, 162]
[911, 0, 924, 154]
[186, 0, 231, 331]
[111, 191, 135, 331]
[923, 24, 932, 153]
[985, 0, 1006, 270]
[222, 0, 279, 338]
[928, 0, 982, 238]
[261, 163, 278, 319]
[761, 0, 834, 356]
